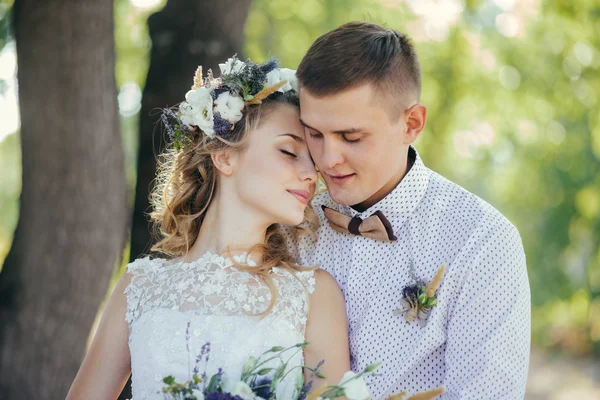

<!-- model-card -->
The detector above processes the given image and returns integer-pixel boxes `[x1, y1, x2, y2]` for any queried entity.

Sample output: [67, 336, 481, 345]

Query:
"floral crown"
[161, 55, 298, 150]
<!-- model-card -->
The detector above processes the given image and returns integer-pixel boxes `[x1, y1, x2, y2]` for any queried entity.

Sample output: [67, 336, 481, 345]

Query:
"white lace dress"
[124, 252, 316, 399]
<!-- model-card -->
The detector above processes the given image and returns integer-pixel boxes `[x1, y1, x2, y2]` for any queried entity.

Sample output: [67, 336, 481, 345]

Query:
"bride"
[67, 56, 350, 399]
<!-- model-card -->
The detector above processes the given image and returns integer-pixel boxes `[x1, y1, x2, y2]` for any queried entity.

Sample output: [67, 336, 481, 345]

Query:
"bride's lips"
[287, 189, 310, 205]
[326, 173, 356, 185]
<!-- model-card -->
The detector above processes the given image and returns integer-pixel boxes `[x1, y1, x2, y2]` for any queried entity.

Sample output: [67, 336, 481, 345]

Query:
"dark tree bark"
[122, 1, 252, 398]
[0, 0, 128, 398]
[129, 0, 253, 262]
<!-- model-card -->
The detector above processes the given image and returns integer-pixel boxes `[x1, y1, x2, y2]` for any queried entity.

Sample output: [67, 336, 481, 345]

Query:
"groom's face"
[300, 83, 414, 208]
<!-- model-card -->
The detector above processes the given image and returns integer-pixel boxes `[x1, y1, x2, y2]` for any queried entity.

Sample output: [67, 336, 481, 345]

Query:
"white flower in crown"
[178, 102, 194, 124]
[219, 57, 246, 75]
[214, 92, 245, 124]
[179, 87, 215, 137]
[279, 68, 298, 92]
[265, 68, 298, 93]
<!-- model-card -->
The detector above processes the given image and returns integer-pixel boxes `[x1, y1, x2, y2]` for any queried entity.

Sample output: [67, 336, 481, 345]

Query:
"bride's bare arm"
[303, 269, 350, 390]
[66, 273, 132, 399]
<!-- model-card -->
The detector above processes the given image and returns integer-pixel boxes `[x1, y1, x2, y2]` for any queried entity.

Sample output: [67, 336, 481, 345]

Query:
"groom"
[285, 22, 530, 399]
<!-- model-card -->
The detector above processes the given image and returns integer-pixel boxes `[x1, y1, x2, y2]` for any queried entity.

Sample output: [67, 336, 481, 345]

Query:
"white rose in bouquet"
[338, 371, 370, 400]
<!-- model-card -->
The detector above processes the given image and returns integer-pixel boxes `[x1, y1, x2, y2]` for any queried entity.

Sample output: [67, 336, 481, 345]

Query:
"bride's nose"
[298, 160, 318, 184]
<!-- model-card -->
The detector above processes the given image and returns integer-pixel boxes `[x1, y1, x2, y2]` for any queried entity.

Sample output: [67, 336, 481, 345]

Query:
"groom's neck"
[351, 154, 415, 213]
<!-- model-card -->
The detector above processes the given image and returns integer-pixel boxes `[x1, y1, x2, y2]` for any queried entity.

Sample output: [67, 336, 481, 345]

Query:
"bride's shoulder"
[311, 268, 340, 293]
[125, 255, 166, 275]
[305, 268, 343, 306]
[279, 265, 338, 296]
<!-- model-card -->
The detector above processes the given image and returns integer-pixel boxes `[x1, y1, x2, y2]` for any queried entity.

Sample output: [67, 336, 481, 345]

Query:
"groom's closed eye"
[307, 129, 322, 139]
[341, 133, 362, 143]
[307, 129, 362, 144]
[300, 120, 365, 143]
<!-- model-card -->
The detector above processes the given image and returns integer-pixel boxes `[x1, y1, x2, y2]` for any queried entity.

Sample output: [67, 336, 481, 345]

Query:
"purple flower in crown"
[161, 108, 189, 151]
[213, 113, 234, 139]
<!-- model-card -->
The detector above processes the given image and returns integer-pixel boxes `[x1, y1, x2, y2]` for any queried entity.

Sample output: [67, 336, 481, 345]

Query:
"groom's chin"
[327, 186, 362, 207]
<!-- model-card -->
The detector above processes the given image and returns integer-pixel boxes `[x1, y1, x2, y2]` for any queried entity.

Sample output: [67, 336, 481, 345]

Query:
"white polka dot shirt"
[282, 146, 531, 399]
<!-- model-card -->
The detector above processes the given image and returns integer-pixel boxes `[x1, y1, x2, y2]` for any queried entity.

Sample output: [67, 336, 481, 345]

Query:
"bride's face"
[233, 104, 317, 226]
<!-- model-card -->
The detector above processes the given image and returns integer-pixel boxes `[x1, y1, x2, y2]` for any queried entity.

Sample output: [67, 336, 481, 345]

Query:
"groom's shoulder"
[424, 172, 525, 281]
[424, 169, 518, 234]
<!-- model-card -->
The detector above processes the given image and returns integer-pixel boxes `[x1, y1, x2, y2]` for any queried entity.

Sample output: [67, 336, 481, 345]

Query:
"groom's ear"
[211, 149, 238, 177]
[403, 104, 427, 144]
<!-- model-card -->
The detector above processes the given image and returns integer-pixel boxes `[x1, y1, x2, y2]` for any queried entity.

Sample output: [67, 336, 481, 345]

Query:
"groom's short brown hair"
[297, 22, 421, 117]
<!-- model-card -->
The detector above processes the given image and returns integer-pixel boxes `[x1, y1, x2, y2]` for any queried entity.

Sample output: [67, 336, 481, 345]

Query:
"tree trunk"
[129, 0, 253, 260]
[0, 0, 127, 398]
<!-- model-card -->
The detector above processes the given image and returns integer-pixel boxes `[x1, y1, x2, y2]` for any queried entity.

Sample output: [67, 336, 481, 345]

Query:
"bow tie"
[321, 205, 397, 242]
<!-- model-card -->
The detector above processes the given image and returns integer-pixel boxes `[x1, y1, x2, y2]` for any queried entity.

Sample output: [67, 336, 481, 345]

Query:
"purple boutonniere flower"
[395, 264, 446, 327]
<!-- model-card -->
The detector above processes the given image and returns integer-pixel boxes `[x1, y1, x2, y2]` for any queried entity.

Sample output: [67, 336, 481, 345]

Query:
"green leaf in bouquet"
[269, 346, 285, 352]
[273, 363, 287, 381]
[295, 368, 305, 389]
[192, 374, 201, 384]
[364, 361, 382, 373]
[321, 387, 346, 399]
[270, 363, 287, 389]
[315, 370, 327, 379]
[257, 367, 274, 375]
[206, 373, 222, 393]
[418, 292, 428, 305]
[163, 375, 175, 385]
[241, 355, 258, 378]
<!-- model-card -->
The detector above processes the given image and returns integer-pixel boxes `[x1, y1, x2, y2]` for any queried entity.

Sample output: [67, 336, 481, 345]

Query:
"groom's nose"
[321, 137, 345, 170]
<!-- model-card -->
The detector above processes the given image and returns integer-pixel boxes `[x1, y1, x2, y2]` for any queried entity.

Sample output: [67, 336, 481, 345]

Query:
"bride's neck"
[182, 190, 268, 262]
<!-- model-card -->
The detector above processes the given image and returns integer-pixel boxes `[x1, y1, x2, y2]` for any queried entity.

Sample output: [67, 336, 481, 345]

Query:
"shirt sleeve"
[442, 222, 531, 399]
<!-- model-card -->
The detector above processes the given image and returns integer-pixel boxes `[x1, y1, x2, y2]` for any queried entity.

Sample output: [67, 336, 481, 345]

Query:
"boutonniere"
[395, 264, 446, 327]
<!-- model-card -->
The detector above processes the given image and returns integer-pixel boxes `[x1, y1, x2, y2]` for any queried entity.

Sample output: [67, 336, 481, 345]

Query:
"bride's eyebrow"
[277, 133, 305, 144]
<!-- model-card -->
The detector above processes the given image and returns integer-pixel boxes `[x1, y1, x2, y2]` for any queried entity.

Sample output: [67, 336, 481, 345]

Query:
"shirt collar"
[319, 146, 430, 230]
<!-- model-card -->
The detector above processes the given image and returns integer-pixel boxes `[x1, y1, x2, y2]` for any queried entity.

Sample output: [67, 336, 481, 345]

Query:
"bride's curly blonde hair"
[149, 91, 318, 315]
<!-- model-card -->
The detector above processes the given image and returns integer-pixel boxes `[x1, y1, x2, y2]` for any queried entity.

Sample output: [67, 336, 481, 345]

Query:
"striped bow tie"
[321, 205, 397, 242]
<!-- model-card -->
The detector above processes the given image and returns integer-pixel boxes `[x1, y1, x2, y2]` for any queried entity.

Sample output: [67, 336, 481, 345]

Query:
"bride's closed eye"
[280, 149, 297, 158]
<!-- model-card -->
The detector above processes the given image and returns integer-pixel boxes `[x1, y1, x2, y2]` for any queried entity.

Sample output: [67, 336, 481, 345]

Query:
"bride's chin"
[276, 212, 304, 227]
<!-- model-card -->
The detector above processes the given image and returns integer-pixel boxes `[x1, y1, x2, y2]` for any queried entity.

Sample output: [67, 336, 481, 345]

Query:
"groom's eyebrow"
[332, 127, 363, 134]
[278, 133, 305, 144]
[299, 119, 363, 135]
[299, 119, 321, 133]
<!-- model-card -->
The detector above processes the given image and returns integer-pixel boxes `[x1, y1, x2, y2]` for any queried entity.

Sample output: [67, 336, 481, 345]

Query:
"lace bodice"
[124, 252, 316, 399]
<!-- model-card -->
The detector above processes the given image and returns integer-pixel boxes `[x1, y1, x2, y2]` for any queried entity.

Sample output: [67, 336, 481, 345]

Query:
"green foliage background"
[0, 0, 598, 356]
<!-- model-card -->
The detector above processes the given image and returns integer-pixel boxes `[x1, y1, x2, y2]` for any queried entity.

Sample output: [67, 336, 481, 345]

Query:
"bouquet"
[161, 341, 380, 400]
[161, 324, 444, 400]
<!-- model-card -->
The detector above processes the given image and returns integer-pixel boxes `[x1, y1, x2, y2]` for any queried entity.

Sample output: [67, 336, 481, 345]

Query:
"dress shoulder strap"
[123, 256, 164, 324]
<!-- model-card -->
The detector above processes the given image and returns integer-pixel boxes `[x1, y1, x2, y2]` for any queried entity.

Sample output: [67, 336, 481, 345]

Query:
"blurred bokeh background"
[0, 0, 598, 398]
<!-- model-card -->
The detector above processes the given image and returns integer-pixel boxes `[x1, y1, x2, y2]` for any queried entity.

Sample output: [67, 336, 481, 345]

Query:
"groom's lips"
[326, 173, 356, 185]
